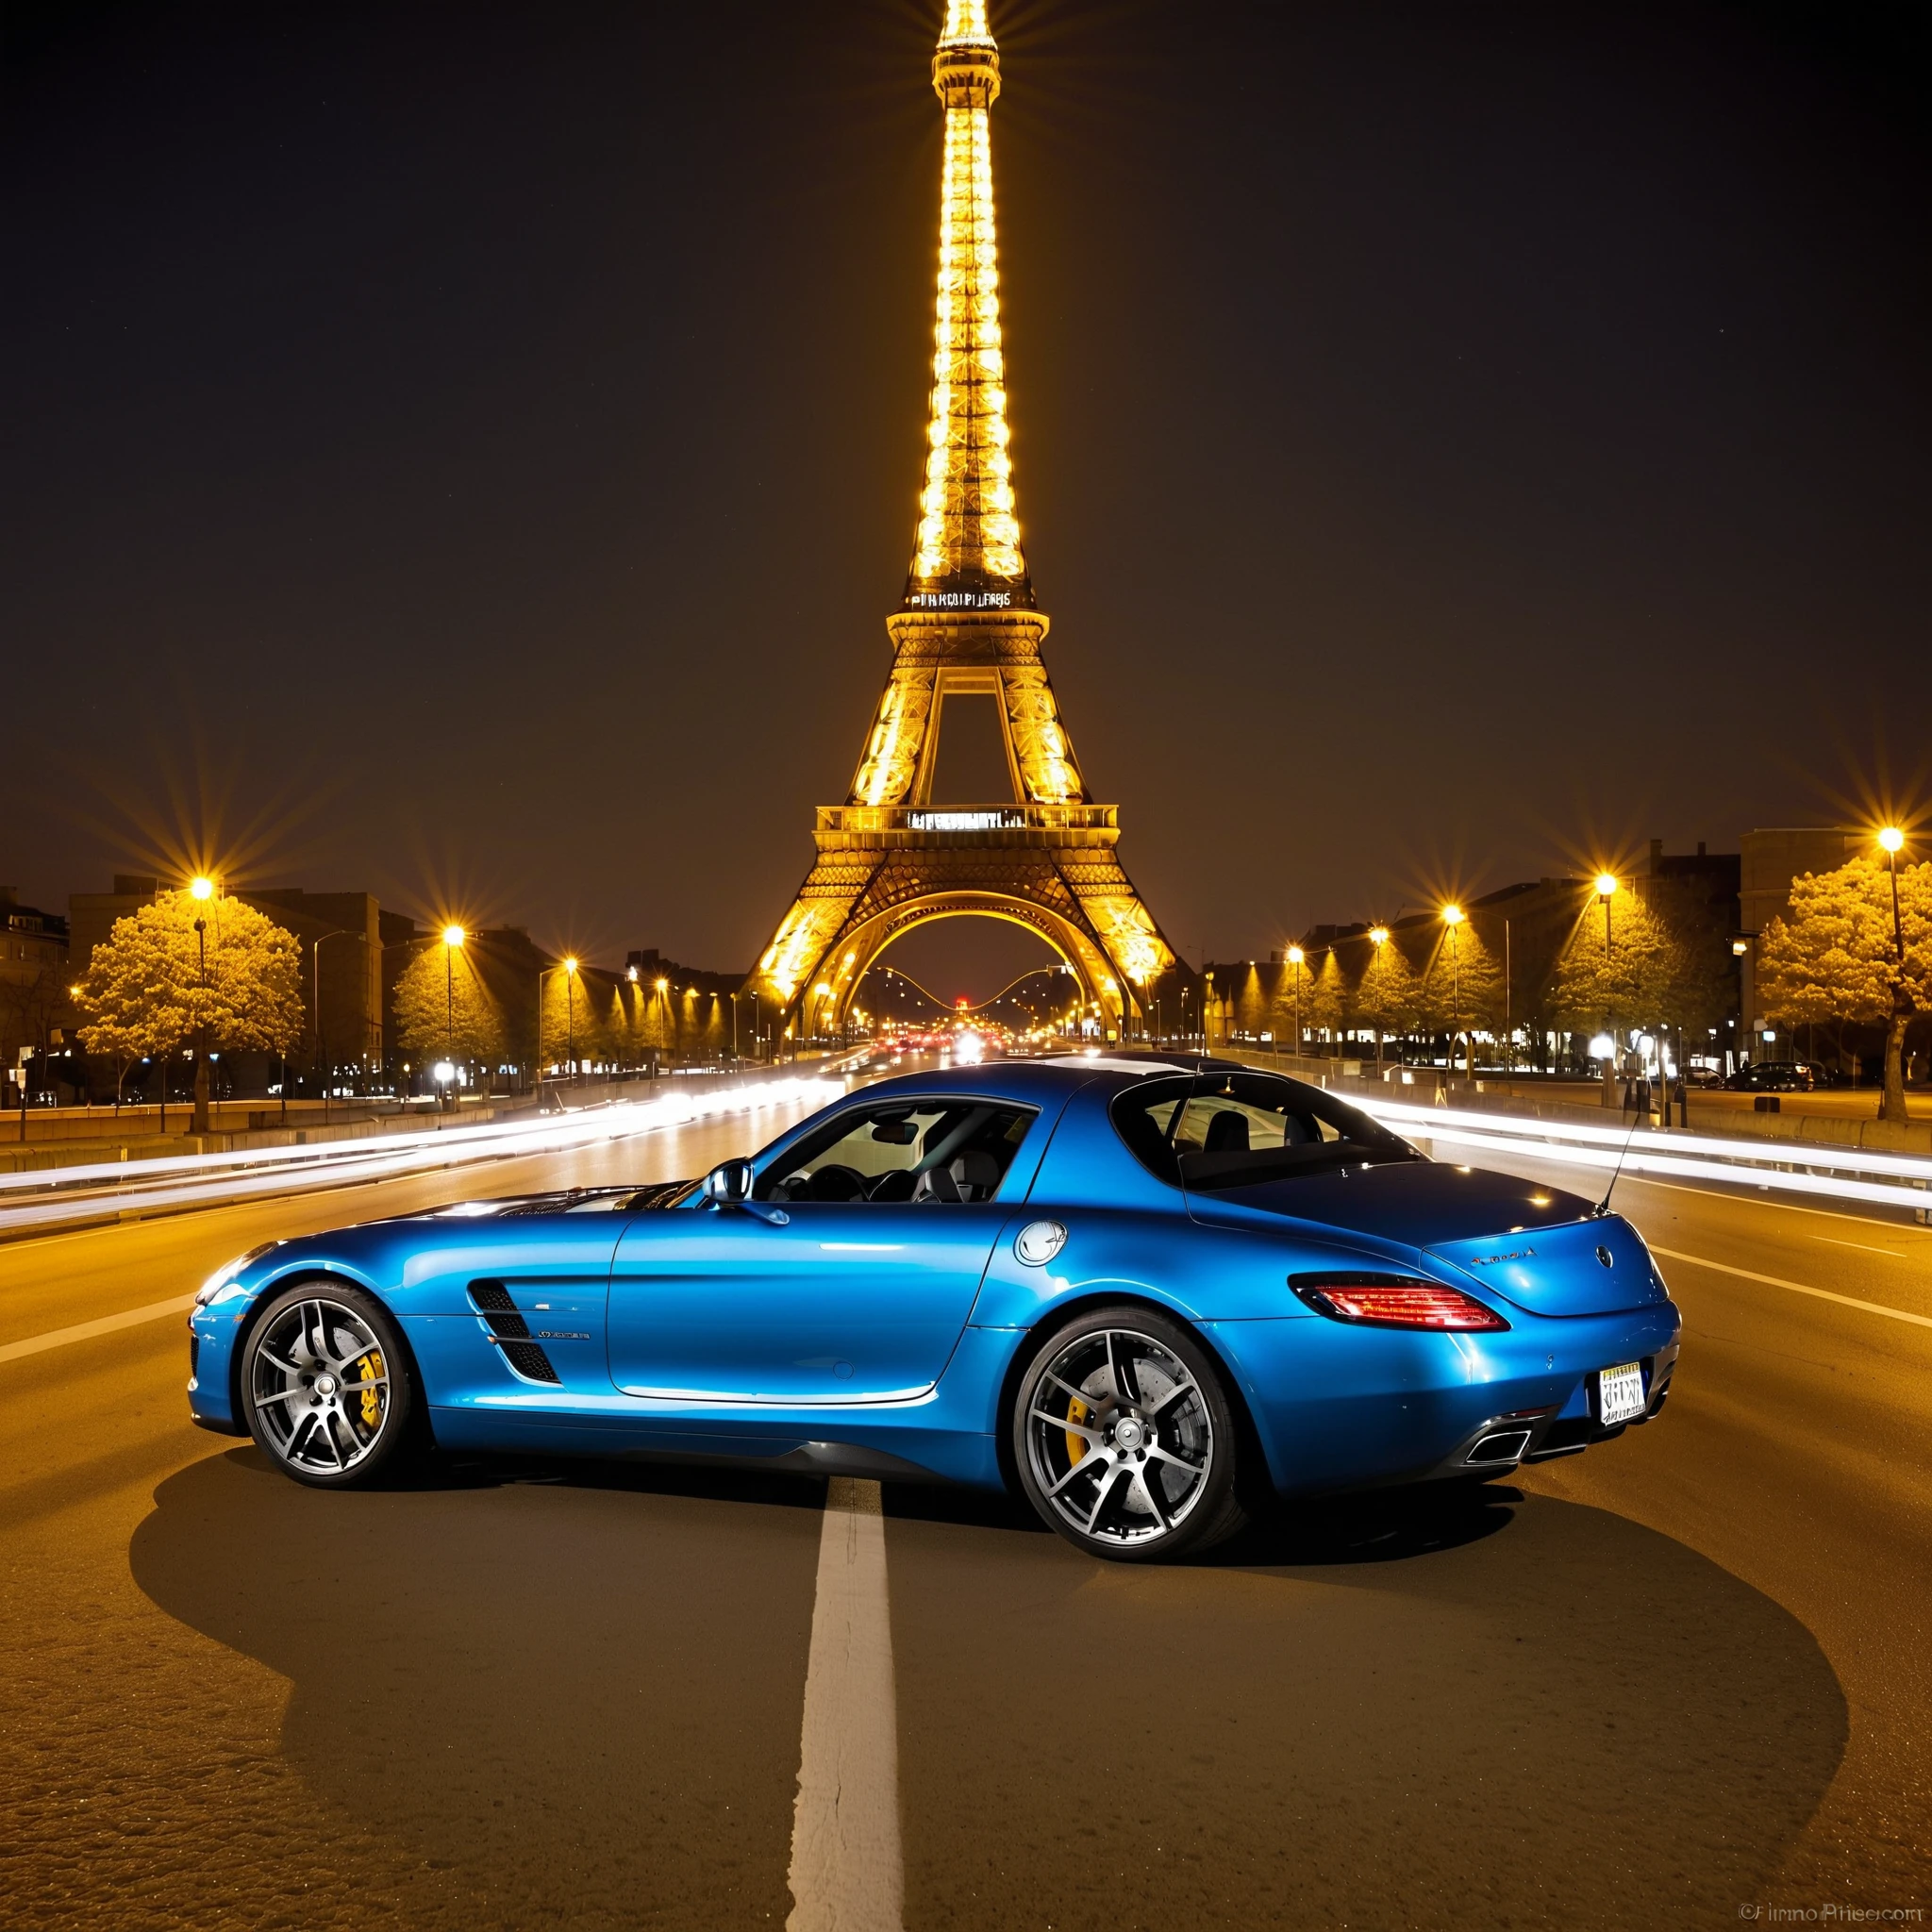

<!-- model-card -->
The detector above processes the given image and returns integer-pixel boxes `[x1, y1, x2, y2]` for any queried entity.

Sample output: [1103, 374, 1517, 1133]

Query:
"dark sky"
[4, 0, 1927, 990]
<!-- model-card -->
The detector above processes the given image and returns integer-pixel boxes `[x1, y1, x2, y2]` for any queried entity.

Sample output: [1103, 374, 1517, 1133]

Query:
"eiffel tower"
[752, 0, 1179, 1041]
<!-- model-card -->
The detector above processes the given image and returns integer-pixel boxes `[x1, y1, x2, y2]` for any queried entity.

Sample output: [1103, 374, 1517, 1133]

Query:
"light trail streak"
[0, 1076, 844, 1239]
[1352, 1096, 1932, 1216]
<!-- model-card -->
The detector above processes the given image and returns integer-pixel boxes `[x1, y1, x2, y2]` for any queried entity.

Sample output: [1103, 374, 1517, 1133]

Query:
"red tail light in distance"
[1291, 1272, 1509, 1332]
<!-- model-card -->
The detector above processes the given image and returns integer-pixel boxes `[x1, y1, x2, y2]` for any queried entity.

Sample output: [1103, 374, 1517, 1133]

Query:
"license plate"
[1598, 1361, 1647, 1426]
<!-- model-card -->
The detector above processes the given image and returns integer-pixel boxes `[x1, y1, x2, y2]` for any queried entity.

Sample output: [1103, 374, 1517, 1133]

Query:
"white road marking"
[788, 1476, 904, 1932]
[1652, 1246, 1932, 1332]
[1809, 1234, 1909, 1258]
[0, 1294, 198, 1363]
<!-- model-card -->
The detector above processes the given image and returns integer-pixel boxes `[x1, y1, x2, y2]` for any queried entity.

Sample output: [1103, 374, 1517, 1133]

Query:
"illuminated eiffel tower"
[752, 0, 1178, 1041]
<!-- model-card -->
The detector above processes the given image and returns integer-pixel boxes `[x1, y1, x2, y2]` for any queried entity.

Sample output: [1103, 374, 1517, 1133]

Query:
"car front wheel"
[1012, 1307, 1248, 1561]
[241, 1283, 416, 1488]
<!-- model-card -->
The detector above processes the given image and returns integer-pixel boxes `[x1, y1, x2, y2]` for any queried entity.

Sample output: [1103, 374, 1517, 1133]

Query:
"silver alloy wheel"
[250, 1295, 391, 1475]
[1024, 1326, 1214, 1546]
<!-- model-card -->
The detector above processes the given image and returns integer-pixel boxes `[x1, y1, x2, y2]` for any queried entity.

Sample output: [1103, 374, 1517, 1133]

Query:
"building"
[0, 888, 75, 1104]
[242, 889, 385, 1083]
[1737, 827, 1861, 1058]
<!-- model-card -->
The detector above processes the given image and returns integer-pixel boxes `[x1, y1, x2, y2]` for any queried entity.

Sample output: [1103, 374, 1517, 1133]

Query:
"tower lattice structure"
[751, 0, 1178, 1039]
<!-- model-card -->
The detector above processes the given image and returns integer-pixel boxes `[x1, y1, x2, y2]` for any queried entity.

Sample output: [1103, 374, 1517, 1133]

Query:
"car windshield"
[756, 1099, 1036, 1204]
[1110, 1072, 1419, 1191]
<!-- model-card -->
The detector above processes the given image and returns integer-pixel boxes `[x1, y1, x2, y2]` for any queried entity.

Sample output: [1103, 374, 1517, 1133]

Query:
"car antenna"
[1594, 1110, 1647, 1218]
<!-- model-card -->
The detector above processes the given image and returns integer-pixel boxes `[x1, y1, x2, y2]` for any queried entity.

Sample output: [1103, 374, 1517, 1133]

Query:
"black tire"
[240, 1281, 418, 1489]
[1012, 1305, 1248, 1562]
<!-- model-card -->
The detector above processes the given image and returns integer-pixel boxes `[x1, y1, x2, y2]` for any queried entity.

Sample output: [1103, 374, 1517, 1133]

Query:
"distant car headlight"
[194, 1241, 280, 1307]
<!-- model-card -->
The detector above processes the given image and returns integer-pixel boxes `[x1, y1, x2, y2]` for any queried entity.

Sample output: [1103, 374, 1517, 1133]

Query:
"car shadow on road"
[130, 1447, 1848, 1932]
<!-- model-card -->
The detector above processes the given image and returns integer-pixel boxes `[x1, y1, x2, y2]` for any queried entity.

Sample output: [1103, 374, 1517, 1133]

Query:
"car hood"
[1189, 1159, 1593, 1250]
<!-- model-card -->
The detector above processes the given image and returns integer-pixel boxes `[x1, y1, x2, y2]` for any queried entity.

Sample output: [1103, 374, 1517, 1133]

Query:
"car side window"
[1110, 1072, 1416, 1191]
[758, 1102, 1035, 1204]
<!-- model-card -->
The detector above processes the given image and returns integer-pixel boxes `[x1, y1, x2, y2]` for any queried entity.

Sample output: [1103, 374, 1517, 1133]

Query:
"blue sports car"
[187, 1058, 1681, 1561]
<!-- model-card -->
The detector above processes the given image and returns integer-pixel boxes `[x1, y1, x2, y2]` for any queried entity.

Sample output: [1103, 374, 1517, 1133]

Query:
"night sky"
[4, 1, 1926, 993]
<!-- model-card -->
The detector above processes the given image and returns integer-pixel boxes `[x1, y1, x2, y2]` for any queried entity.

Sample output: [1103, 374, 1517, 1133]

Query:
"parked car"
[1724, 1061, 1814, 1092]
[189, 1057, 1681, 1562]
[1682, 1065, 1725, 1090]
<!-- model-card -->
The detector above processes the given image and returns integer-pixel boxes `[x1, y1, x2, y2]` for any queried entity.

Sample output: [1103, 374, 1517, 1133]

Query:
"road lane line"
[1652, 1246, 1932, 1332]
[1809, 1234, 1907, 1258]
[0, 1294, 197, 1363]
[788, 1476, 903, 1932]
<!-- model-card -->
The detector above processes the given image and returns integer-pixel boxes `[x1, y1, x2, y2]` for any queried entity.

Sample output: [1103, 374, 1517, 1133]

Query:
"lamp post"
[1441, 906, 1466, 1080]
[310, 928, 364, 1124]
[534, 957, 579, 1098]
[1368, 927, 1390, 1072]
[1285, 945, 1305, 1062]
[1594, 874, 1620, 1106]
[189, 875, 215, 1136]
[1879, 827, 1908, 1119]
[439, 926, 465, 1108]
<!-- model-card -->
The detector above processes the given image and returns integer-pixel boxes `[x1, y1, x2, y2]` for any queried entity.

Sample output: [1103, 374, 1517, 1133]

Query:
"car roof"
[841, 1054, 1251, 1109]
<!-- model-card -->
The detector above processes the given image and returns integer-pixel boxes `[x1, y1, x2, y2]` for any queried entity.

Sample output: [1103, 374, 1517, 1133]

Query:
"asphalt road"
[2, 1097, 1928, 1929]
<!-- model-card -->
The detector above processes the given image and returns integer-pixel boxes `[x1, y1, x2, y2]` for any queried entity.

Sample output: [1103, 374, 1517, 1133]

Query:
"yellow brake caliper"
[356, 1351, 384, 1431]
[1065, 1395, 1090, 1469]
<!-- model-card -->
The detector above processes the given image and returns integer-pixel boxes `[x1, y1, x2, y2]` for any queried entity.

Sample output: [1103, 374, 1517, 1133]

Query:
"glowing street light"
[1285, 944, 1305, 1058]
[1594, 873, 1619, 954]
[188, 874, 215, 902]
[440, 925, 467, 1100]
[1878, 827, 1908, 1005]
[1441, 907, 1465, 1077]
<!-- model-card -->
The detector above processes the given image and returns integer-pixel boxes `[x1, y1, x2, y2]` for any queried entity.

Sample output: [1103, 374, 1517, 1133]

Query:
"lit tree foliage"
[1757, 856, 1932, 1121]
[1547, 893, 1680, 1038]
[1419, 931, 1504, 1073]
[76, 891, 303, 1068]
[539, 968, 609, 1069]
[393, 946, 505, 1067]
[1350, 942, 1421, 1050]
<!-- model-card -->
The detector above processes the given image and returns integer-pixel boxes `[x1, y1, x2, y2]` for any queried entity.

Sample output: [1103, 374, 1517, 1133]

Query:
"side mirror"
[703, 1158, 754, 1207]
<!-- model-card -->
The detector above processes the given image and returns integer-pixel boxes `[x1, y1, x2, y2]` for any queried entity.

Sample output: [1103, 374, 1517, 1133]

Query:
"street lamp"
[440, 926, 465, 1105]
[310, 928, 367, 1123]
[1878, 828, 1909, 1116]
[534, 956, 579, 1096]
[1367, 927, 1391, 1071]
[1879, 827, 1907, 961]
[1285, 945, 1305, 1060]
[1441, 906, 1465, 1078]
[1594, 874, 1619, 952]
[187, 876, 217, 1134]
[1593, 874, 1620, 1102]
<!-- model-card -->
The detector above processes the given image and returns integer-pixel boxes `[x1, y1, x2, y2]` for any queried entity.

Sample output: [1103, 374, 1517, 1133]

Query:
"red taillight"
[1291, 1272, 1509, 1331]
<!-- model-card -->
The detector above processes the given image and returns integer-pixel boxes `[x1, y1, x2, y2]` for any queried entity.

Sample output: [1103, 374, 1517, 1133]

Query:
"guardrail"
[1354, 1095, 1932, 1218]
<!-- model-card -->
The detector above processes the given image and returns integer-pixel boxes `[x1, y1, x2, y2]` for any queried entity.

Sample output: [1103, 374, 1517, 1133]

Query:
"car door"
[608, 1201, 1008, 1403]
[606, 1093, 1037, 1405]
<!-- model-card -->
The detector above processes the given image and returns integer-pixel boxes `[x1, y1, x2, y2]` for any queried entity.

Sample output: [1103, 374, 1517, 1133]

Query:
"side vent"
[468, 1281, 560, 1384]
[497, 1339, 563, 1385]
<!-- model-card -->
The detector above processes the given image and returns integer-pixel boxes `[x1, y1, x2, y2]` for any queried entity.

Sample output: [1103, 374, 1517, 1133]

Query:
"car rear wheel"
[1012, 1307, 1247, 1562]
[242, 1283, 415, 1488]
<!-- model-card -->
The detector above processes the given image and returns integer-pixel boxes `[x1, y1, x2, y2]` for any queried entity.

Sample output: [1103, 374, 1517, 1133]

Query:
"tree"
[1349, 942, 1420, 1064]
[394, 946, 505, 1078]
[1419, 930, 1504, 1076]
[76, 890, 303, 1132]
[1757, 856, 1932, 1122]
[1547, 892, 1680, 1044]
